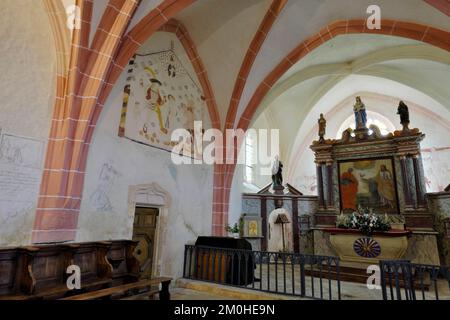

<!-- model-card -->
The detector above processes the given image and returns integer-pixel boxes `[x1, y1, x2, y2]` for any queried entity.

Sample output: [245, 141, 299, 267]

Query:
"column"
[400, 156, 413, 208]
[292, 198, 300, 253]
[412, 155, 425, 206]
[316, 164, 325, 209]
[326, 163, 334, 207]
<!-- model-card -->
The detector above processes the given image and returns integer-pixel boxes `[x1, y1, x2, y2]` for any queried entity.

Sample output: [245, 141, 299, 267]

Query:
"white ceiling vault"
[248, 32, 450, 173]
[53, 0, 450, 131]
[234, 0, 450, 128]
[175, 0, 272, 124]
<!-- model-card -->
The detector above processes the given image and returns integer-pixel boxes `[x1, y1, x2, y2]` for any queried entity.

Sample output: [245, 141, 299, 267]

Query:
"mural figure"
[353, 96, 367, 129]
[318, 113, 326, 143]
[119, 49, 208, 159]
[340, 168, 359, 210]
[90, 162, 121, 212]
[397, 100, 410, 131]
[375, 164, 395, 208]
[145, 75, 167, 134]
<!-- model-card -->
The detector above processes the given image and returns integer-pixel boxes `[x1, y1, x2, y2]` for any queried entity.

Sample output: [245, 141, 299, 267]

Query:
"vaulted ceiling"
[46, 0, 450, 133]
[250, 33, 450, 168]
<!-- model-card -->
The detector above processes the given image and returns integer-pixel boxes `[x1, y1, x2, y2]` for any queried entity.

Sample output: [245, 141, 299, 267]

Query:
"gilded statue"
[318, 113, 326, 143]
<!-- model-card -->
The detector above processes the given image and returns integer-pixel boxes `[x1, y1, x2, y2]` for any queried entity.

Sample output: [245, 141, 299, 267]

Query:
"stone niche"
[310, 124, 441, 266]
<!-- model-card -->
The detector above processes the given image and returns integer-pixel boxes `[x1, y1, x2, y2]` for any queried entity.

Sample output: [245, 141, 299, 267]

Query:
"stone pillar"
[326, 162, 334, 207]
[413, 155, 425, 207]
[316, 164, 325, 209]
[292, 198, 300, 253]
[400, 156, 413, 209]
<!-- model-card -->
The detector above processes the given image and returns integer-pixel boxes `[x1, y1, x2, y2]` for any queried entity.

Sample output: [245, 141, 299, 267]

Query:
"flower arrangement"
[337, 207, 391, 236]
[225, 223, 240, 235]
[225, 216, 245, 237]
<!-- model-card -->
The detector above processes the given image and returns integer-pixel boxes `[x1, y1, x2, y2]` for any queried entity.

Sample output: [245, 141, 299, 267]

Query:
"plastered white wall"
[0, 0, 55, 246]
[228, 113, 273, 226]
[77, 32, 213, 279]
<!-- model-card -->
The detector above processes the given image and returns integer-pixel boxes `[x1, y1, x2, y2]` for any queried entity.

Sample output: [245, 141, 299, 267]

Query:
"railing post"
[183, 245, 188, 278]
[159, 279, 171, 301]
[379, 261, 388, 300]
[300, 255, 306, 297]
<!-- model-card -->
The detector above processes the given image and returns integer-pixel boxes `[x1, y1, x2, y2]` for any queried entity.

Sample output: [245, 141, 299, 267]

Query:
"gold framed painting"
[241, 216, 262, 238]
[338, 157, 399, 214]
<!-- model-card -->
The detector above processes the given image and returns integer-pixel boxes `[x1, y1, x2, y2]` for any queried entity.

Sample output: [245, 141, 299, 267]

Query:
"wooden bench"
[61, 277, 172, 300]
[0, 240, 140, 300]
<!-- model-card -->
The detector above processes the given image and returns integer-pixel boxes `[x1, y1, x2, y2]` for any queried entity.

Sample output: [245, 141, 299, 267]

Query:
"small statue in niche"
[318, 113, 326, 143]
[397, 100, 410, 131]
[271, 156, 283, 187]
[353, 96, 368, 129]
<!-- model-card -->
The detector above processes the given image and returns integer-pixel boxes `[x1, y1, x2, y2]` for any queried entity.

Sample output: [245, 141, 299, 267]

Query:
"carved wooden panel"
[0, 240, 139, 299]
[133, 207, 158, 279]
[0, 249, 19, 295]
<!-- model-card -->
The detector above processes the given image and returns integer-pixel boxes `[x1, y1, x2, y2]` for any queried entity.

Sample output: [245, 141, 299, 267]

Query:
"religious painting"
[242, 216, 262, 238]
[338, 157, 399, 214]
[248, 220, 258, 237]
[118, 50, 208, 158]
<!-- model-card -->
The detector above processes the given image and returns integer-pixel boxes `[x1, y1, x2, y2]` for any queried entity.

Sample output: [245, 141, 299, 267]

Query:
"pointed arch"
[34, 0, 199, 243]
[217, 19, 450, 235]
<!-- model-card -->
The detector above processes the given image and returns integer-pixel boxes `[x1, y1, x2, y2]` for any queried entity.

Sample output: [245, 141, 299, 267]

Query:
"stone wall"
[428, 192, 450, 265]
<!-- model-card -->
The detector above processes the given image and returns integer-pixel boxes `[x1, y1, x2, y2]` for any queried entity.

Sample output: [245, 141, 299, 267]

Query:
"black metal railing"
[183, 245, 341, 300]
[380, 260, 450, 300]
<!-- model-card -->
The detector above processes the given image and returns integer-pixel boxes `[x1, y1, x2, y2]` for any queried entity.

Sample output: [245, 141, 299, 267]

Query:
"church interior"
[0, 0, 449, 301]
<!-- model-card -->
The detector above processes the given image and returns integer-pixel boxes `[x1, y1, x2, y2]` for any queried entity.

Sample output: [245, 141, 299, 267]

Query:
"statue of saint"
[271, 156, 283, 187]
[318, 113, 326, 142]
[353, 96, 367, 129]
[397, 100, 410, 131]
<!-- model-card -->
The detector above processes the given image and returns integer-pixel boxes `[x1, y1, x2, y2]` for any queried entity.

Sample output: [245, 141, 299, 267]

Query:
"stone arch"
[215, 20, 450, 235]
[33, 0, 198, 243]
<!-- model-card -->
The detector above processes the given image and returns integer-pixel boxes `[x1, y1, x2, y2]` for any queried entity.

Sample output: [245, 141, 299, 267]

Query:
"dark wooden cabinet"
[193, 237, 254, 286]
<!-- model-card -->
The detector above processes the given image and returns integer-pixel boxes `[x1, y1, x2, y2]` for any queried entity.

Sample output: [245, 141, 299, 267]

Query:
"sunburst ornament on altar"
[353, 237, 381, 258]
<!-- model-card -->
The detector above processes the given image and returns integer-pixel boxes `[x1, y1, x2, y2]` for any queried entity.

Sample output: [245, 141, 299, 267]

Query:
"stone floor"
[171, 287, 234, 300]
[176, 262, 450, 300]
[174, 278, 450, 300]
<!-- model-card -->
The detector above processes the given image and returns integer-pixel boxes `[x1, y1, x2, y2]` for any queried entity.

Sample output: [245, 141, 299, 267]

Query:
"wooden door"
[132, 207, 159, 279]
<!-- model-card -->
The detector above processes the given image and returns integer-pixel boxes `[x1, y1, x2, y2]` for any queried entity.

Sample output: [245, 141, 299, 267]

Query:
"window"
[336, 111, 395, 139]
[244, 131, 256, 184]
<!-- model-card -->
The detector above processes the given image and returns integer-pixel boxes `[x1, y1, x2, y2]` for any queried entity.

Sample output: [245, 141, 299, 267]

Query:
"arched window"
[244, 130, 257, 184]
[336, 111, 396, 139]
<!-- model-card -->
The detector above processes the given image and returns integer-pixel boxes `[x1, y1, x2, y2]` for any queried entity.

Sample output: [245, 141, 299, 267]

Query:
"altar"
[240, 98, 448, 271]
[310, 98, 441, 267]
